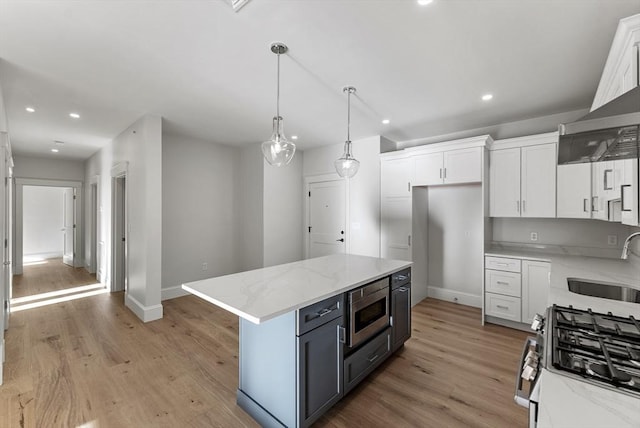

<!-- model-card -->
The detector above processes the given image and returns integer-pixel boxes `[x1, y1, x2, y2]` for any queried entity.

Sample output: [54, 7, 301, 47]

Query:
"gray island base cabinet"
[236, 268, 412, 428]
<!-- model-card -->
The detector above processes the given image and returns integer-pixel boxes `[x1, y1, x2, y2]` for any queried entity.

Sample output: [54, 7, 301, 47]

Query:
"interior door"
[308, 180, 346, 258]
[62, 188, 74, 266]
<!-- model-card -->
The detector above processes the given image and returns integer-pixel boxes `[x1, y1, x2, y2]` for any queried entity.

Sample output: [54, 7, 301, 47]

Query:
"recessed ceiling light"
[291, 135, 298, 140]
[417, 0, 433, 5]
[25, 107, 35, 113]
[482, 94, 493, 101]
[69, 112, 80, 119]
[51, 148, 59, 153]
[382, 119, 390, 124]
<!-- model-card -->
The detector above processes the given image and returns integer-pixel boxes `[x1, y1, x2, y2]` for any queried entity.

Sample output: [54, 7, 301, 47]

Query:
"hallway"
[13, 258, 98, 299]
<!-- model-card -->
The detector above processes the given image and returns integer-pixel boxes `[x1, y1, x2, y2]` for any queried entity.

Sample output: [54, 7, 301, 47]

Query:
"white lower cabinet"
[484, 255, 550, 326]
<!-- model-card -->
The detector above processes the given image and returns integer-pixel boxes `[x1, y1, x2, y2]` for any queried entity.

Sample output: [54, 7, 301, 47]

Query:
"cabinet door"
[521, 260, 550, 325]
[381, 198, 412, 261]
[413, 152, 443, 186]
[489, 148, 521, 217]
[391, 284, 411, 351]
[381, 158, 413, 198]
[444, 147, 482, 184]
[557, 164, 591, 219]
[521, 144, 556, 218]
[621, 158, 638, 226]
[298, 316, 343, 427]
[591, 162, 610, 220]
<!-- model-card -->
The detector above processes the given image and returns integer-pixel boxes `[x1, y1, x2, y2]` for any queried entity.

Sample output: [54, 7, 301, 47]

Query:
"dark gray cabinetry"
[298, 315, 343, 427]
[391, 268, 411, 351]
[344, 326, 391, 393]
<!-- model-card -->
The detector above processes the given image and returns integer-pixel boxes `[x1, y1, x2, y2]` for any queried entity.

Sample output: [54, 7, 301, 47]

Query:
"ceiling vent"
[227, 0, 251, 12]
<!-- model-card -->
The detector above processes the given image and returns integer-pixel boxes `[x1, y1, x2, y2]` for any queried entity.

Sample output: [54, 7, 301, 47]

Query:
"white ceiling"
[0, 0, 639, 160]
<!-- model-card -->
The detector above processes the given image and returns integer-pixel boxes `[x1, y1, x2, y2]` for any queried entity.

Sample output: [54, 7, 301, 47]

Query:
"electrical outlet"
[607, 235, 618, 246]
[530, 232, 538, 241]
[202, 262, 208, 271]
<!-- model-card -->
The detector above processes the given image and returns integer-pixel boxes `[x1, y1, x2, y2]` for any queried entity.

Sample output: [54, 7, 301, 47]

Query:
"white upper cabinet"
[413, 147, 482, 186]
[520, 144, 557, 218]
[381, 157, 413, 198]
[490, 148, 521, 217]
[413, 152, 443, 186]
[489, 133, 557, 218]
[591, 14, 640, 111]
[557, 163, 591, 219]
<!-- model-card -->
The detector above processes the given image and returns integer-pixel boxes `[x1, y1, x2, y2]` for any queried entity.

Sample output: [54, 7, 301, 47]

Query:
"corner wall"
[84, 115, 163, 322]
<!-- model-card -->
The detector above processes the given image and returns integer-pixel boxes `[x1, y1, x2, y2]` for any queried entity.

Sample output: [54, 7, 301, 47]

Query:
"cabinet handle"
[621, 184, 631, 211]
[522, 200, 526, 213]
[318, 308, 333, 317]
[496, 281, 509, 285]
[443, 168, 447, 179]
[367, 354, 380, 363]
[408, 235, 411, 246]
[338, 326, 346, 344]
[592, 196, 598, 212]
[496, 305, 509, 310]
[398, 286, 409, 292]
[495, 262, 509, 266]
[439, 168, 442, 179]
[516, 201, 520, 213]
[407, 182, 411, 192]
[583, 198, 589, 213]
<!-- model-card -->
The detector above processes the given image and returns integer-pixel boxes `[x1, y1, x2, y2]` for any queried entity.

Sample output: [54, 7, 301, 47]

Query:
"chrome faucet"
[621, 232, 640, 259]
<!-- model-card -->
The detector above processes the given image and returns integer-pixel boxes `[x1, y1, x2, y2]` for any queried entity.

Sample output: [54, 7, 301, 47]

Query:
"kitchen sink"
[567, 278, 640, 303]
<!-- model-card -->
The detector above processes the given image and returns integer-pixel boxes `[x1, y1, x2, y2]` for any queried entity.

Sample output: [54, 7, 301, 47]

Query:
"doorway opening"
[12, 179, 104, 312]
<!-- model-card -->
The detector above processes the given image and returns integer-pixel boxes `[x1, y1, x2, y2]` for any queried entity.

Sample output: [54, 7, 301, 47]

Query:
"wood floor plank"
[2, 263, 529, 427]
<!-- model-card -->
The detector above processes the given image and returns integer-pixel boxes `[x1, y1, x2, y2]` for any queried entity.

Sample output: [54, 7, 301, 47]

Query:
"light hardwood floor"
[1, 269, 529, 427]
[13, 258, 98, 298]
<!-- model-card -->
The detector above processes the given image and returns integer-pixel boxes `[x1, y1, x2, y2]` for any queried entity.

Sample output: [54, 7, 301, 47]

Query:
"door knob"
[336, 238, 344, 242]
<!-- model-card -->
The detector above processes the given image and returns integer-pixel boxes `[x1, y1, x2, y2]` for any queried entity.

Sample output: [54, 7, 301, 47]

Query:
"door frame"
[88, 175, 100, 278]
[303, 173, 350, 259]
[110, 162, 128, 293]
[14, 178, 83, 275]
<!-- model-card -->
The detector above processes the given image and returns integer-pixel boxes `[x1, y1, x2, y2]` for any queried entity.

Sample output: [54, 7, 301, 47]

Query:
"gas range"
[546, 305, 640, 398]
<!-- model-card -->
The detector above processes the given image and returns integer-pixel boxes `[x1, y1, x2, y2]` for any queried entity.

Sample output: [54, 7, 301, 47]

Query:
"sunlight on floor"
[76, 420, 100, 428]
[11, 283, 105, 304]
[11, 284, 108, 312]
[23, 260, 50, 266]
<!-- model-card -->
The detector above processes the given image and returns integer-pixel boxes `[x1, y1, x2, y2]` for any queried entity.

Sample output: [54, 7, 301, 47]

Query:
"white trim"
[15, 178, 82, 188]
[161, 285, 190, 301]
[125, 293, 163, 322]
[490, 131, 559, 151]
[427, 286, 482, 308]
[110, 161, 128, 178]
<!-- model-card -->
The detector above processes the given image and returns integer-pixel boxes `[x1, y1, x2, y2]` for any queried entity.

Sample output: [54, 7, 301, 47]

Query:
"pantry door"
[308, 180, 346, 258]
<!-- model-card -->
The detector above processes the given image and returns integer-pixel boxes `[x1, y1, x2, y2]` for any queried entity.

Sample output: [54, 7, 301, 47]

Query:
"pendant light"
[262, 42, 296, 167]
[334, 86, 360, 178]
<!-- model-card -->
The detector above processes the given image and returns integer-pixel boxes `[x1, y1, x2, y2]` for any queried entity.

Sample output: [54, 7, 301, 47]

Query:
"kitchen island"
[182, 254, 412, 427]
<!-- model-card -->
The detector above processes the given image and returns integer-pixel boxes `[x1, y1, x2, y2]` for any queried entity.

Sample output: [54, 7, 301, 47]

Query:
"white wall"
[13, 155, 85, 181]
[263, 151, 303, 267]
[492, 218, 635, 253]
[426, 184, 483, 306]
[84, 114, 163, 322]
[239, 144, 264, 271]
[302, 136, 382, 258]
[161, 133, 241, 296]
[22, 186, 65, 259]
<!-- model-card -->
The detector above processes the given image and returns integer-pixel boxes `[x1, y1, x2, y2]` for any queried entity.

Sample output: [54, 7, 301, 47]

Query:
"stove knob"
[531, 313, 544, 331]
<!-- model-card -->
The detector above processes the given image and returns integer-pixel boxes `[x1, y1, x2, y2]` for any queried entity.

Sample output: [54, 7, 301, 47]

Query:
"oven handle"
[514, 336, 538, 408]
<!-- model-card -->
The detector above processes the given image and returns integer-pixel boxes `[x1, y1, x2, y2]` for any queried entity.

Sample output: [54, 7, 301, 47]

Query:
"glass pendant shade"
[262, 42, 296, 167]
[334, 86, 360, 178]
[335, 141, 360, 178]
[262, 116, 296, 166]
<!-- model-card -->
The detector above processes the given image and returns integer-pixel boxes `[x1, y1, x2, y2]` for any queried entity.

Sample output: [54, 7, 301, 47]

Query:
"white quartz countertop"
[486, 247, 640, 427]
[182, 254, 412, 324]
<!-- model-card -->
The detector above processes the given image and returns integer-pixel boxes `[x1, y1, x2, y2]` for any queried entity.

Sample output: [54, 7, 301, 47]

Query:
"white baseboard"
[161, 285, 190, 301]
[124, 293, 163, 322]
[427, 286, 482, 308]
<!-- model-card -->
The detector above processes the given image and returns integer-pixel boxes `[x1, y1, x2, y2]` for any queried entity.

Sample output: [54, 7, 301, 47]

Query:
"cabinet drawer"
[485, 269, 521, 297]
[485, 293, 521, 322]
[391, 268, 411, 289]
[298, 294, 344, 336]
[344, 327, 391, 394]
[485, 256, 521, 273]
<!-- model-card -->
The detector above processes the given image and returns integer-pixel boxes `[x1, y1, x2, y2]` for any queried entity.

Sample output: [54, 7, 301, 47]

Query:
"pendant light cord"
[276, 51, 280, 120]
[346, 89, 351, 142]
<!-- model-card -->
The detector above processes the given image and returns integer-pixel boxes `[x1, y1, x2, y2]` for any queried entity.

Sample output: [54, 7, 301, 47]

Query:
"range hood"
[558, 86, 640, 165]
